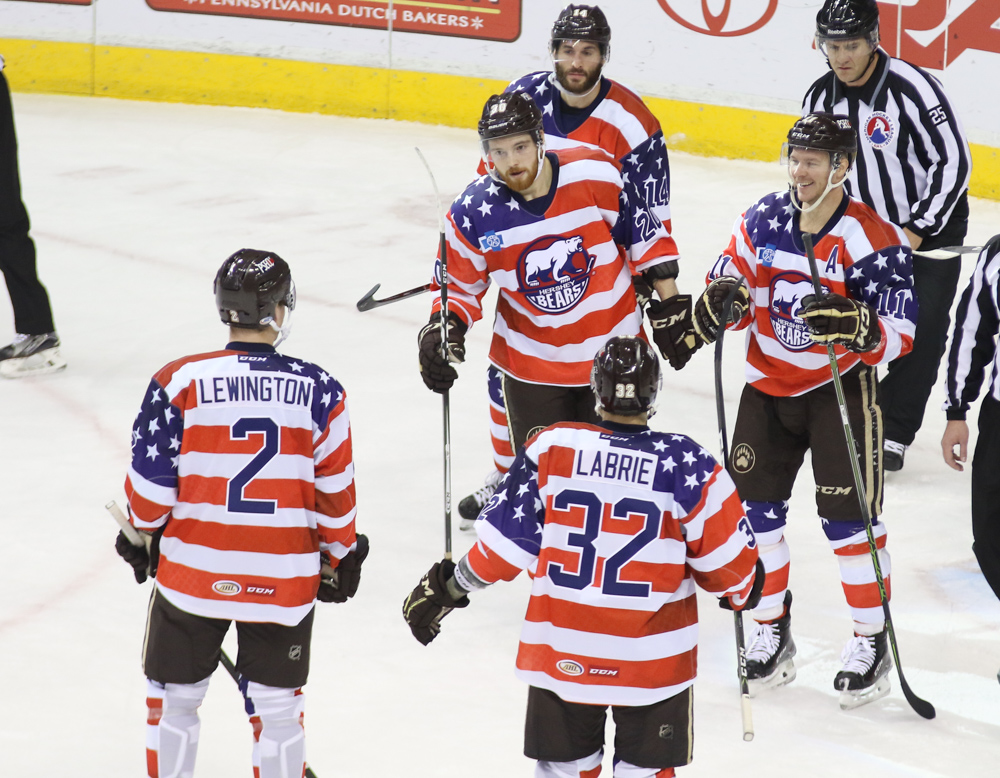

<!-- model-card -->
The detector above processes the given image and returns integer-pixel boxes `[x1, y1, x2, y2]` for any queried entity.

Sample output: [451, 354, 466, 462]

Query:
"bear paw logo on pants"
[517, 235, 595, 314]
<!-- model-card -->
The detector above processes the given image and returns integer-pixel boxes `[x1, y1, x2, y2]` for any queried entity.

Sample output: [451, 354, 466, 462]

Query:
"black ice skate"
[0, 332, 66, 378]
[746, 590, 797, 697]
[458, 469, 503, 530]
[835, 629, 892, 710]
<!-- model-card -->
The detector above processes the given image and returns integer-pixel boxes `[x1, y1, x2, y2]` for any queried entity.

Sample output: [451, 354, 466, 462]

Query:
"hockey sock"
[536, 749, 603, 778]
[744, 500, 789, 620]
[244, 682, 306, 778]
[823, 517, 890, 632]
[612, 760, 675, 778]
[146, 677, 209, 778]
[488, 366, 515, 472]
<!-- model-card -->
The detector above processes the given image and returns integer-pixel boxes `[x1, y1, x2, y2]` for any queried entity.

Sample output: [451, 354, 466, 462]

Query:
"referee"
[802, 0, 972, 472]
[941, 236, 1000, 606]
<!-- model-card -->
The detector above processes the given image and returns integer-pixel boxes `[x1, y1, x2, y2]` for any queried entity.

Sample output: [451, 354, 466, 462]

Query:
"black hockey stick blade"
[356, 282, 431, 312]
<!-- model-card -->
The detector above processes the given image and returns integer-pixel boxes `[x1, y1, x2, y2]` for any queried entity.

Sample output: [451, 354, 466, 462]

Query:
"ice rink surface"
[0, 93, 998, 776]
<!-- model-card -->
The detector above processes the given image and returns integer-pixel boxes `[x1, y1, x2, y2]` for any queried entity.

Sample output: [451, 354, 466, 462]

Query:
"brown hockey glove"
[318, 534, 370, 604]
[647, 294, 700, 370]
[114, 526, 163, 584]
[402, 559, 469, 646]
[631, 275, 654, 312]
[418, 313, 467, 393]
[693, 277, 750, 345]
[720, 558, 766, 611]
[799, 293, 881, 353]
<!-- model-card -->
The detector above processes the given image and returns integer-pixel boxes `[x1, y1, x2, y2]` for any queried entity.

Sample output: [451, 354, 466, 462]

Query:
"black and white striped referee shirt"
[802, 50, 971, 244]
[943, 237, 1000, 420]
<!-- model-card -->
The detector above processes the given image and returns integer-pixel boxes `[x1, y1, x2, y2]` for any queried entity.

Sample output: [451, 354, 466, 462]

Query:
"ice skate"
[883, 439, 907, 472]
[0, 332, 66, 378]
[835, 630, 892, 710]
[746, 591, 797, 697]
[458, 469, 503, 530]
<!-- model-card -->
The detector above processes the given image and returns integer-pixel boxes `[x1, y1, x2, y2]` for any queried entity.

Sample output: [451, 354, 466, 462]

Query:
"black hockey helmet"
[551, 5, 611, 56]
[479, 92, 544, 144]
[214, 248, 295, 329]
[783, 113, 858, 168]
[591, 336, 661, 417]
[816, 0, 879, 47]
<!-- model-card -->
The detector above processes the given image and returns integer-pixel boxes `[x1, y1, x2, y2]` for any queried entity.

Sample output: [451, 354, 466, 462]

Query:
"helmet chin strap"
[269, 307, 293, 348]
[548, 68, 602, 101]
[789, 167, 847, 214]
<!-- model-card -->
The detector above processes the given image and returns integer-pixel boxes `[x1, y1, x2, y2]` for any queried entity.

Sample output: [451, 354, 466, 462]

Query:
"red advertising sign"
[656, 0, 778, 37]
[877, 0, 1000, 69]
[145, 0, 521, 42]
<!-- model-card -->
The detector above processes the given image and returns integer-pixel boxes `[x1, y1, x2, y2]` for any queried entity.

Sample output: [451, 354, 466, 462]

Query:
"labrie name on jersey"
[434, 146, 678, 386]
[504, 72, 672, 229]
[124, 344, 357, 626]
[463, 422, 758, 706]
[709, 190, 917, 397]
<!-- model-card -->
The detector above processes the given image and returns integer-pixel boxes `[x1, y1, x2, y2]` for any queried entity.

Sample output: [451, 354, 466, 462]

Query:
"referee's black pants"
[879, 252, 961, 446]
[0, 71, 55, 336]
[972, 396, 1000, 601]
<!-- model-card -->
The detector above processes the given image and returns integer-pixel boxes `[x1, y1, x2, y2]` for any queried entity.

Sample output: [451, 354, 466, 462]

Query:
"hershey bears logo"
[731, 443, 756, 474]
[517, 235, 596, 314]
[769, 268, 831, 352]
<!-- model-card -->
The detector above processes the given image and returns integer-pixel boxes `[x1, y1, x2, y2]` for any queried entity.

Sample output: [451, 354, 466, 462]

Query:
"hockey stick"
[801, 233, 935, 720]
[107, 501, 322, 778]
[415, 147, 454, 561]
[913, 244, 981, 261]
[356, 282, 431, 312]
[710, 278, 754, 742]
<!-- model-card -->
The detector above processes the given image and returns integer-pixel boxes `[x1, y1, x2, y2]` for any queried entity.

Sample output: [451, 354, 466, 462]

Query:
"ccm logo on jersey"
[588, 666, 620, 677]
[247, 585, 276, 596]
[212, 580, 242, 596]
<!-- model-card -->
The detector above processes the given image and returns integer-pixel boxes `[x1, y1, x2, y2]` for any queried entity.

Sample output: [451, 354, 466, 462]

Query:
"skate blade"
[0, 348, 67, 378]
[838, 676, 891, 710]
[747, 659, 796, 698]
[459, 517, 477, 532]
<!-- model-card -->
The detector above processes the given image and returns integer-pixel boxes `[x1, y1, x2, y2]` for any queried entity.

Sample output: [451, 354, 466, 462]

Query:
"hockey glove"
[317, 534, 370, 604]
[720, 558, 766, 612]
[647, 294, 700, 370]
[418, 313, 467, 393]
[693, 277, 750, 345]
[631, 275, 654, 312]
[799, 293, 881, 353]
[402, 559, 469, 646]
[114, 527, 163, 584]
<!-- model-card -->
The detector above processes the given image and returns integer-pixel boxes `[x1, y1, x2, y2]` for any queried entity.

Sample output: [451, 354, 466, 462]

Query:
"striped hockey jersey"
[500, 72, 674, 241]
[461, 421, 759, 706]
[708, 190, 917, 397]
[432, 146, 677, 386]
[125, 341, 357, 626]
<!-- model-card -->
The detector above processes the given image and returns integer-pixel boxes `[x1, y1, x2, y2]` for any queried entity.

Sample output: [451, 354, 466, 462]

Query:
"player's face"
[553, 40, 604, 95]
[822, 37, 876, 85]
[486, 134, 540, 192]
[787, 147, 836, 206]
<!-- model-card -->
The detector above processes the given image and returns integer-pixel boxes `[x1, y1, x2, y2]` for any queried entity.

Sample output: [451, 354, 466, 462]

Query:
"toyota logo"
[657, 0, 778, 37]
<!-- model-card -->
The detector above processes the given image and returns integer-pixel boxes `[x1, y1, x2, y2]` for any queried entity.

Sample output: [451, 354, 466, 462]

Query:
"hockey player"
[0, 56, 65, 377]
[115, 249, 367, 778]
[693, 114, 917, 709]
[420, 91, 697, 525]
[456, 4, 685, 527]
[404, 335, 763, 778]
[941, 236, 1000, 606]
[803, 0, 972, 471]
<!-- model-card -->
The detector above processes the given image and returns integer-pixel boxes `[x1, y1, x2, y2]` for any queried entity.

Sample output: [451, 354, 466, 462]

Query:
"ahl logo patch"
[864, 112, 894, 149]
[212, 580, 242, 596]
[557, 659, 584, 676]
[517, 235, 595, 314]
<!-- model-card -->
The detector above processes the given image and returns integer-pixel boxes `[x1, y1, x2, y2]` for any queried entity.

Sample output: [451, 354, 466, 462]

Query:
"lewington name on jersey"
[574, 448, 657, 488]
[197, 375, 313, 407]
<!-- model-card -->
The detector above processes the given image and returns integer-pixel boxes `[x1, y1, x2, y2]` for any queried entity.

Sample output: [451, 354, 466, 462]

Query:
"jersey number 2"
[228, 417, 279, 514]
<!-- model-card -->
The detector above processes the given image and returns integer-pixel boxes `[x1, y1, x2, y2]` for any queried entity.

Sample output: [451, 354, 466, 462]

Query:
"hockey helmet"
[782, 113, 857, 168]
[551, 5, 611, 56]
[591, 336, 661, 417]
[214, 248, 295, 329]
[816, 0, 879, 50]
[479, 92, 546, 183]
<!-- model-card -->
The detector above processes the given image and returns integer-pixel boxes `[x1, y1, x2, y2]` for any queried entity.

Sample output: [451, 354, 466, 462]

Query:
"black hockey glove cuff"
[799, 294, 881, 353]
[694, 277, 750, 345]
[402, 559, 469, 646]
[631, 275, 654, 312]
[418, 313, 467, 393]
[720, 559, 766, 612]
[115, 530, 151, 584]
[647, 294, 700, 370]
[318, 534, 370, 604]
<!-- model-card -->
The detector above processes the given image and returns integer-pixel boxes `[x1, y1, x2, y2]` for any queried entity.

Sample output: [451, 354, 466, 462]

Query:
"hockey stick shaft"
[801, 233, 934, 719]
[416, 147, 454, 561]
[356, 282, 431, 312]
[107, 501, 322, 777]
[711, 278, 754, 742]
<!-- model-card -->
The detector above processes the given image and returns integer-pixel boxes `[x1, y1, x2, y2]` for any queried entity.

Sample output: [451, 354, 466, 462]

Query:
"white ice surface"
[0, 94, 998, 777]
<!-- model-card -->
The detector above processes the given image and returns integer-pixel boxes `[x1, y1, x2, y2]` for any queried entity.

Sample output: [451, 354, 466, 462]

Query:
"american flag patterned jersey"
[433, 146, 678, 386]
[460, 421, 759, 706]
[708, 190, 917, 397]
[124, 342, 357, 626]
